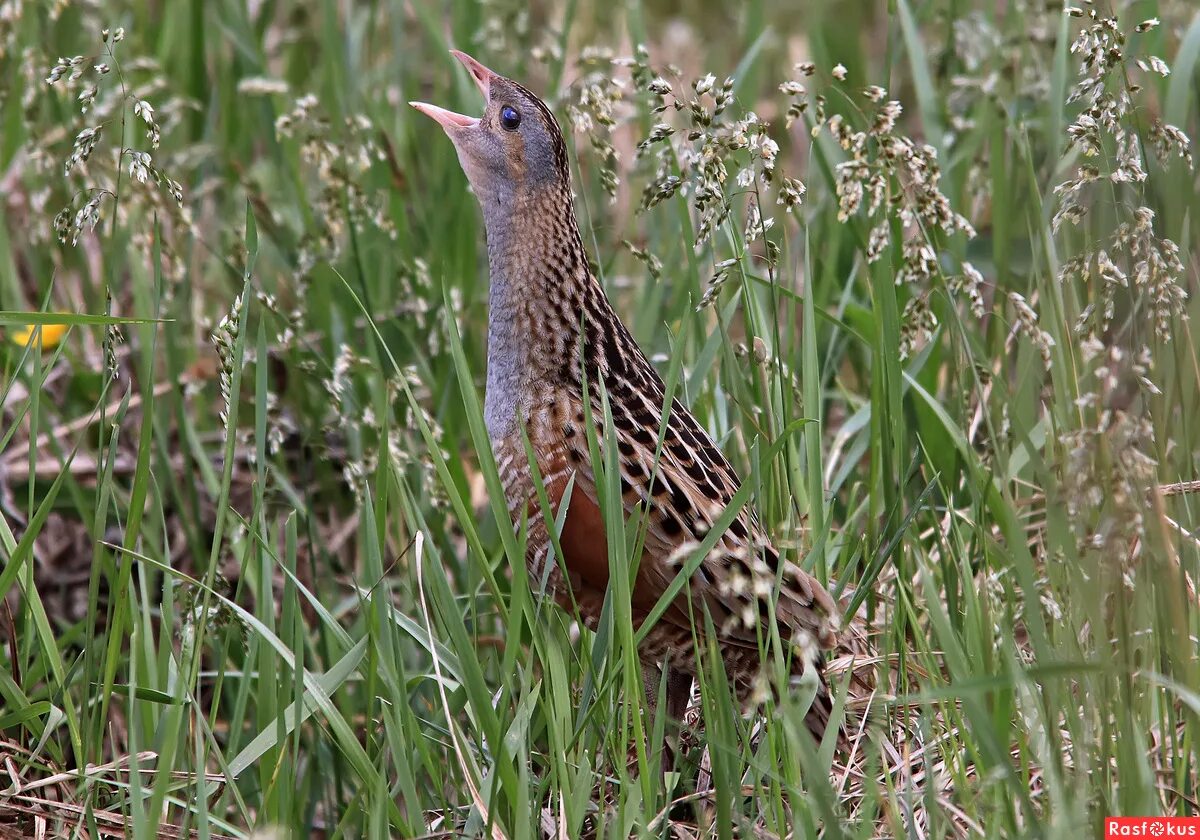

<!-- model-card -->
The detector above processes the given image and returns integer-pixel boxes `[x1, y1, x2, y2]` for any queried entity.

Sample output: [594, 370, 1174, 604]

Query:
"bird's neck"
[480, 184, 596, 438]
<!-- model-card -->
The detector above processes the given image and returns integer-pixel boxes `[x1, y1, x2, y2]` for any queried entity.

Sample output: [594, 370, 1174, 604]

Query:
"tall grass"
[0, 0, 1198, 837]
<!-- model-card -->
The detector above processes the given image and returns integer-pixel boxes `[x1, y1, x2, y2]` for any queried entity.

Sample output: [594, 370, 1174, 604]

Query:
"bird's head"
[411, 51, 569, 210]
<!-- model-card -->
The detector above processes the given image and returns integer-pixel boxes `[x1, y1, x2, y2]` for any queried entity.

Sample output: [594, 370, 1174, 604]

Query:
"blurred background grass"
[0, 0, 1198, 837]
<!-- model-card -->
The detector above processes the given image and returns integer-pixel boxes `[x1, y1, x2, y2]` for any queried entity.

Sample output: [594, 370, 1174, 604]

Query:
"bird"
[411, 50, 842, 747]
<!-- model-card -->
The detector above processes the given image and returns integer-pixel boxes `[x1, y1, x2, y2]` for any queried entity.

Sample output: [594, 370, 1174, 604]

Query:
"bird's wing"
[545, 378, 840, 655]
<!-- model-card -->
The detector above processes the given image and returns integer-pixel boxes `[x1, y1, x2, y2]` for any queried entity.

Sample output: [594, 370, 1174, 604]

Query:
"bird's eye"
[499, 105, 521, 131]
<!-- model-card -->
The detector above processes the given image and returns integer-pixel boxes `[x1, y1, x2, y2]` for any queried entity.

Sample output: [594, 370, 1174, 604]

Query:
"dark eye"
[500, 105, 521, 131]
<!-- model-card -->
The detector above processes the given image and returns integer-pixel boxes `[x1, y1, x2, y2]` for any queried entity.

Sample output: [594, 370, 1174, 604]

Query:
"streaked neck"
[480, 184, 590, 438]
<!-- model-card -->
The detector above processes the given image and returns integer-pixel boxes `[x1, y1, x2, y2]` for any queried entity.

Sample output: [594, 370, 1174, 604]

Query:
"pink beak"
[409, 50, 497, 131]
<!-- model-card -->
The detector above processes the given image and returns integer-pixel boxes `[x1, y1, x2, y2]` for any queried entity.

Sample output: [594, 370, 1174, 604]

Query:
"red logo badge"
[1105, 818, 1200, 837]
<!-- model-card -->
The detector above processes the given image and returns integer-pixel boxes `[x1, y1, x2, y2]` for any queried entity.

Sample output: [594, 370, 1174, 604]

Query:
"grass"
[1, 0, 1198, 837]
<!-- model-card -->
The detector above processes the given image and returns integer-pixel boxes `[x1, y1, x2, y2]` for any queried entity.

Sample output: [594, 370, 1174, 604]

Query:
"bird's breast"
[483, 308, 528, 440]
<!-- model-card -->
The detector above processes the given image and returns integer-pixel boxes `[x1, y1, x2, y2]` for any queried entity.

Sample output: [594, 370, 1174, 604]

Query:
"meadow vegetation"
[1, 0, 1198, 837]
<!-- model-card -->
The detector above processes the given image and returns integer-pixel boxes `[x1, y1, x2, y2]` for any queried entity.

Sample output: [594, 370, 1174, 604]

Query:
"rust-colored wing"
[534, 388, 840, 660]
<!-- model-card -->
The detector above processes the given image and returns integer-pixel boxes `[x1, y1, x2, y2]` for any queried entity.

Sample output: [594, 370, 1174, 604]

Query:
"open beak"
[409, 50, 497, 132]
[450, 50, 494, 98]
[408, 101, 477, 130]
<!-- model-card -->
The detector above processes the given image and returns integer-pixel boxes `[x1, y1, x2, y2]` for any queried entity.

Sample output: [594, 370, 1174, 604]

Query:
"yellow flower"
[10, 322, 69, 351]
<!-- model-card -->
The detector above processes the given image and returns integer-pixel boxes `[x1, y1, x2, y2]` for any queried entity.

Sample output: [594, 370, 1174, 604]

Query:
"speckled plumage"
[413, 53, 842, 742]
